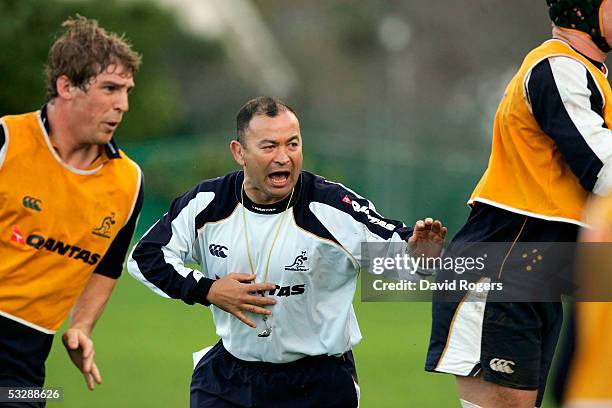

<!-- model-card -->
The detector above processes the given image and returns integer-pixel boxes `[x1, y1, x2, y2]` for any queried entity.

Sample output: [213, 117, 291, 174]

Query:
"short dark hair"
[235, 96, 298, 143]
[45, 15, 142, 100]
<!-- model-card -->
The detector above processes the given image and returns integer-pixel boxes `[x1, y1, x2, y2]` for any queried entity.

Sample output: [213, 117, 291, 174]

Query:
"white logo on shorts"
[489, 358, 515, 374]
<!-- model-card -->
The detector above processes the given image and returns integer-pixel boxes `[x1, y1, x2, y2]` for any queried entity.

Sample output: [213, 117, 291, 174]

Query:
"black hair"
[235, 96, 298, 143]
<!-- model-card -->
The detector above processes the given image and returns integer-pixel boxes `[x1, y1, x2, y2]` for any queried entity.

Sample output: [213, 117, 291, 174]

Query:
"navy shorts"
[190, 341, 359, 408]
[425, 203, 578, 407]
[0, 315, 54, 408]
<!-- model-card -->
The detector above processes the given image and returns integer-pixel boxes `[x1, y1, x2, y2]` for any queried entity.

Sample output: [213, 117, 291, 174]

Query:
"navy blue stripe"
[132, 174, 237, 305]
[586, 72, 607, 128]
[94, 174, 144, 279]
[104, 138, 122, 159]
[132, 193, 207, 304]
[0, 125, 5, 152]
[468, 364, 482, 377]
[292, 174, 340, 245]
[297, 172, 412, 241]
[195, 171, 240, 229]
[528, 59, 603, 192]
[40, 104, 50, 135]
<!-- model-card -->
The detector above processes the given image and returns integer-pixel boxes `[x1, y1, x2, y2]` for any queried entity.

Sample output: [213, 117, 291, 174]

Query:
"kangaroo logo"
[285, 251, 309, 271]
[92, 212, 116, 238]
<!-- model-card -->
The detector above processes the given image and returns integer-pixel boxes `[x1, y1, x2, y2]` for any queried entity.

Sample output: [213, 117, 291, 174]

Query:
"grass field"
[45, 274, 561, 407]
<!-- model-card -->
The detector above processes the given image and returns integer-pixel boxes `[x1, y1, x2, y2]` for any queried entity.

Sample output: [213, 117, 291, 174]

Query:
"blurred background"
[1, 0, 562, 406]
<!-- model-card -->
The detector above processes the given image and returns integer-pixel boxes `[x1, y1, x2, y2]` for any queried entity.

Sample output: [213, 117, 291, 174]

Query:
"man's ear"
[56, 75, 77, 99]
[230, 140, 246, 166]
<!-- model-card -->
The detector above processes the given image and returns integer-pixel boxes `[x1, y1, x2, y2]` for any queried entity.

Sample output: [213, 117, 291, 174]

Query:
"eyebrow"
[258, 135, 300, 146]
[99, 80, 134, 89]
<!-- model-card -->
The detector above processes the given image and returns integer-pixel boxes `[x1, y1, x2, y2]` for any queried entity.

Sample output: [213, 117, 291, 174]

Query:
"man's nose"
[274, 147, 290, 164]
[115, 91, 129, 112]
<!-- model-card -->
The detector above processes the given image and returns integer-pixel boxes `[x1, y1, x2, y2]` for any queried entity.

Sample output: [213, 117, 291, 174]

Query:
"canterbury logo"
[489, 358, 515, 374]
[209, 244, 228, 258]
[22, 196, 42, 212]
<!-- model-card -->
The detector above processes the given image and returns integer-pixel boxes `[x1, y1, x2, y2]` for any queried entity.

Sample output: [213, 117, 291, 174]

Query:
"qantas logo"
[215, 274, 306, 297]
[267, 284, 305, 297]
[11, 225, 25, 245]
[14, 231, 101, 265]
[256, 283, 306, 297]
[341, 195, 395, 231]
[213, 275, 306, 298]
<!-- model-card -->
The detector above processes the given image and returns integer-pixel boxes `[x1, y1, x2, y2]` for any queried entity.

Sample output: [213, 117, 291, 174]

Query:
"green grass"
[45, 275, 560, 407]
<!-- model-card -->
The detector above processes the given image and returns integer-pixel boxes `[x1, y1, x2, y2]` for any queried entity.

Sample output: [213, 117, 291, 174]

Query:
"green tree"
[0, 0, 222, 140]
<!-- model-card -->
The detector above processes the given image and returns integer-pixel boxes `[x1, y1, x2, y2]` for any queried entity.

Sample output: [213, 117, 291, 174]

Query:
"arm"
[527, 56, 612, 194]
[582, 195, 612, 242]
[62, 177, 144, 390]
[62, 273, 116, 391]
[308, 179, 447, 268]
[128, 184, 275, 328]
[337, 184, 447, 257]
[93, 176, 143, 279]
[577, 196, 612, 299]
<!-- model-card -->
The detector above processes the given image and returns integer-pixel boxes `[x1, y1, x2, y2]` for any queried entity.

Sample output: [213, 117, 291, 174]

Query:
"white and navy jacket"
[128, 170, 412, 363]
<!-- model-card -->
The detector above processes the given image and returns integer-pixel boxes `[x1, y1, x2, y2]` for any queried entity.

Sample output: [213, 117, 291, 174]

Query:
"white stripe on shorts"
[434, 278, 491, 375]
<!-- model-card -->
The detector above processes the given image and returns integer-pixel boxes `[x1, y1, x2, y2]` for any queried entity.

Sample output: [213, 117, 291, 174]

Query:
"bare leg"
[457, 374, 537, 408]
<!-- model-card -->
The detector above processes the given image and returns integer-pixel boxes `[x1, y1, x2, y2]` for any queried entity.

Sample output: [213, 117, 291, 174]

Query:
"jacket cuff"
[192, 276, 216, 306]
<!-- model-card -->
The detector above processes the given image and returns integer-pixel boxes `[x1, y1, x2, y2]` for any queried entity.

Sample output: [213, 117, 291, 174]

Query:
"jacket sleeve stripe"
[0, 121, 7, 170]
[528, 57, 610, 193]
[94, 175, 144, 279]
[309, 202, 409, 269]
[318, 178, 413, 241]
[128, 190, 216, 304]
[122, 164, 143, 228]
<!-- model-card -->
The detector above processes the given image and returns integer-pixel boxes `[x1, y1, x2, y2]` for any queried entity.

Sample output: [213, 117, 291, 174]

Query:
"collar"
[579, 51, 607, 74]
[236, 171, 303, 214]
[557, 40, 609, 74]
[41, 104, 122, 160]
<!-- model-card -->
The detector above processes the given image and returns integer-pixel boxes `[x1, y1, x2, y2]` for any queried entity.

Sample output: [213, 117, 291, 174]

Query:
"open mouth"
[103, 122, 118, 132]
[267, 171, 291, 187]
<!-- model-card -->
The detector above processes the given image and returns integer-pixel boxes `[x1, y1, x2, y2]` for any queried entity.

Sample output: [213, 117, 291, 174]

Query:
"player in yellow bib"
[554, 195, 612, 408]
[0, 16, 143, 400]
[426, 1, 612, 407]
